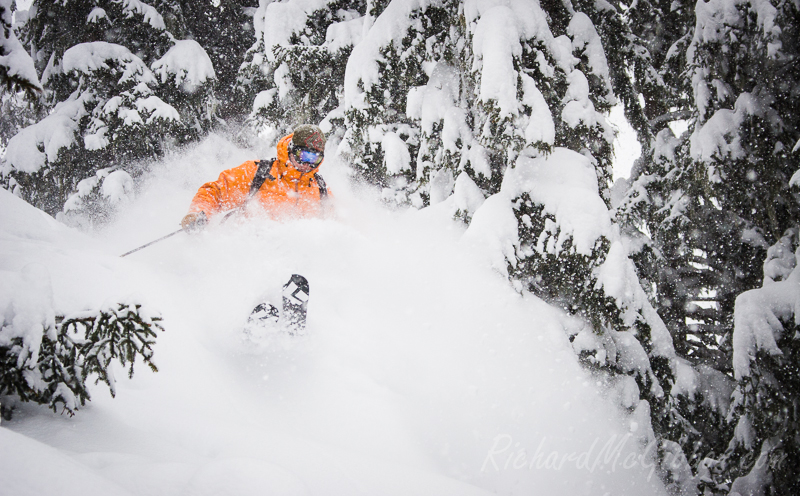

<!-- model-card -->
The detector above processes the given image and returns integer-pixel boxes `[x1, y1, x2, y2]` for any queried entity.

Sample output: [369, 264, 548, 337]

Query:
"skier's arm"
[187, 161, 258, 219]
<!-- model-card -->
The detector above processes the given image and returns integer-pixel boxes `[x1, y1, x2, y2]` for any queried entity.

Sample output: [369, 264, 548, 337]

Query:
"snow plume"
[0, 133, 670, 495]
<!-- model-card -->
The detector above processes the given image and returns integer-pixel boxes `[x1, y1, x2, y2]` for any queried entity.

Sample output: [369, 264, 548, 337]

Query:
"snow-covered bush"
[0, 265, 163, 419]
[59, 168, 135, 229]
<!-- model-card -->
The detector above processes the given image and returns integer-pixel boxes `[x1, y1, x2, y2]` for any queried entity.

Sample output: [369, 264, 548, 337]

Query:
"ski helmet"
[292, 124, 326, 154]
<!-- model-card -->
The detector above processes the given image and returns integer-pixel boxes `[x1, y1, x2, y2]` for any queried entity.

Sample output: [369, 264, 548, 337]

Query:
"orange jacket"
[187, 134, 331, 220]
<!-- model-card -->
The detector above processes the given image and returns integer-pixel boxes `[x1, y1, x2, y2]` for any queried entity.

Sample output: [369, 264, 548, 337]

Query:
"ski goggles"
[292, 147, 324, 167]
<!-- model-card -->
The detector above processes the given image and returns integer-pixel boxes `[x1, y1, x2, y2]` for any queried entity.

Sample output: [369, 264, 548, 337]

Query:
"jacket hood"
[275, 133, 321, 182]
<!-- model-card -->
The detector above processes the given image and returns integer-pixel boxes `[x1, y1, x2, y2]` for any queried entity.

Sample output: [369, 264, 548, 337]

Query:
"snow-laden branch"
[732, 240, 800, 380]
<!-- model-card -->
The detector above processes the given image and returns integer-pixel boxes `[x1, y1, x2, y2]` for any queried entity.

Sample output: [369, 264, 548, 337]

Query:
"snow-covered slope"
[1, 134, 667, 495]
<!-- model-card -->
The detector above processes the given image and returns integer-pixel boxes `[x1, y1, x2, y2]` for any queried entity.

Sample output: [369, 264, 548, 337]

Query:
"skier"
[180, 123, 330, 229]
[180, 124, 331, 335]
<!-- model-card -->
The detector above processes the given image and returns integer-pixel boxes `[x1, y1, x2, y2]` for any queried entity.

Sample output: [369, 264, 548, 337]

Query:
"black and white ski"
[281, 274, 310, 334]
[246, 274, 310, 336]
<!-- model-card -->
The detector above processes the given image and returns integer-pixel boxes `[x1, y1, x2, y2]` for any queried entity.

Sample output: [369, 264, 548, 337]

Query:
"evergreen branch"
[1, 302, 164, 418]
[647, 110, 693, 128]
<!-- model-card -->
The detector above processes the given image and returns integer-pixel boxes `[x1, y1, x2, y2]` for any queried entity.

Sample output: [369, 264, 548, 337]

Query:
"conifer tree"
[621, 0, 800, 366]
[437, 2, 706, 488]
[616, 0, 800, 488]
[1, 0, 43, 152]
[177, 0, 256, 118]
[1, 0, 217, 219]
[340, 0, 456, 206]
[0, 0, 41, 94]
[0, 299, 163, 419]
[669, 1, 800, 492]
[698, 229, 800, 496]
[238, 0, 365, 139]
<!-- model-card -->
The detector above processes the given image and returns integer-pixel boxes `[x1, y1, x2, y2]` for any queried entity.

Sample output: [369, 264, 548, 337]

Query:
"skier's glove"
[181, 211, 207, 233]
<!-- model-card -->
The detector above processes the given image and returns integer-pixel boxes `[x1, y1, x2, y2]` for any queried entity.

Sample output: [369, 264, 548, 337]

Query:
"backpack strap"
[249, 159, 276, 196]
[314, 173, 328, 198]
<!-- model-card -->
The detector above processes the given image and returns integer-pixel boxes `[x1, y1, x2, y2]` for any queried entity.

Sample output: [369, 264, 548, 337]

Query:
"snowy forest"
[1, 0, 799, 495]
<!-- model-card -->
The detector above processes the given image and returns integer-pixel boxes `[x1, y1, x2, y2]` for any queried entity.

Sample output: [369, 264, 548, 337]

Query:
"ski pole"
[120, 228, 185, 257]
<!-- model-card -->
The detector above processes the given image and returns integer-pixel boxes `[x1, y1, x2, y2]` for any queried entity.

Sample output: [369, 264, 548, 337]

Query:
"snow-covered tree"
[339, 1, 617, 207]
[615, 0, 800, 488]
[176, 0, 256, 119]
[0, 0, 41, 94]
[626, 0, 798, 386]
[610, 0, 694, 136]
[627, 0, 800, 363]
[1, 1, 43, 152]
[238, 0, 365, 139]
[340, 0, 457, 206]
[688, 0, 799, 243]
[1, 0, 216, 219]
[696, 229, 800, 496]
